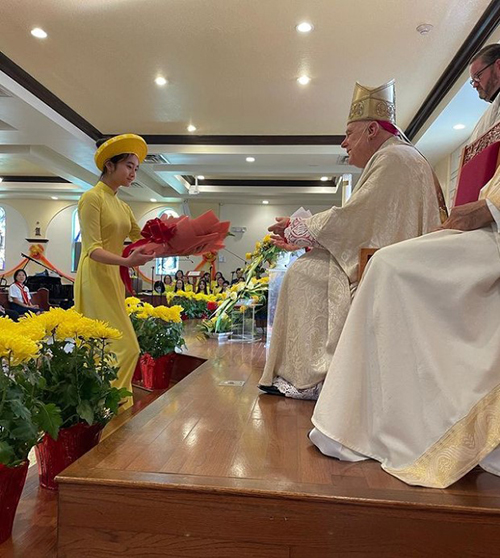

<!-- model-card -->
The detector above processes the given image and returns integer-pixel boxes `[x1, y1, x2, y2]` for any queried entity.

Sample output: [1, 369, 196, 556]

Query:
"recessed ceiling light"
[262, 200, 269, 205]
[31, 28, 48, 39]
[416, 23, 433, 35]
[297, 75, 311, 85]
[296, 22, 314, 33]
[246, 157, 255, 162]
[320, 176, 329, 181]
[453, 123, 466, 130]
[51, 196, 58, 200]
[197, 175, 205, 180]
[187, 125, 197, 132]
[150, 198, 157, 202]
[155, 76, 167, 86]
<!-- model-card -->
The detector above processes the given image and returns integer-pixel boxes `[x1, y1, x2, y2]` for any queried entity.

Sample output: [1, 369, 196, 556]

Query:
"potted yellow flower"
[20, 308, 128, 490]
[126, 299, 185, 389]
[0, 317, 61, 542]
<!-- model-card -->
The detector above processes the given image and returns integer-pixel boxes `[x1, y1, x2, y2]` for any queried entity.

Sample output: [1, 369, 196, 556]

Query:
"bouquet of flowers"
[121, 210, 230, 293]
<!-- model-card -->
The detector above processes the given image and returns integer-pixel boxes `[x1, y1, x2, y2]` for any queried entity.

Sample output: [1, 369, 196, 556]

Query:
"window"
[0, 207, 5, 271]
[155, 208, 179, 276]
[72, 209, 81, 273]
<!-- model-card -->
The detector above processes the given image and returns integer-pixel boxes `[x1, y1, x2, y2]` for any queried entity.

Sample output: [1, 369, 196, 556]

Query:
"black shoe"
[258, 384, 284, 396]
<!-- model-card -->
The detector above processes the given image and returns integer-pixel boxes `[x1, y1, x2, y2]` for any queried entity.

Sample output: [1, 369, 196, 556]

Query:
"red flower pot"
[140, 352, 176, 390]
[0, 460, 29, 544]
[132, 358, 142, 384]
[35, 422, 103, 490]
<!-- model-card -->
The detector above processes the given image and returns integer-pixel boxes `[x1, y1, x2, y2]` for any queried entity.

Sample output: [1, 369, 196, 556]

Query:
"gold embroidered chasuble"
[260, 137, 441, 390]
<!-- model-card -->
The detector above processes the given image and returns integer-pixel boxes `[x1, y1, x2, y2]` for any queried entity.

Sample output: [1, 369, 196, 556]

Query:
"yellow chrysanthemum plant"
[126, 298, 186, 359]
[0, 317, 62, 468]
[19, 308, 129, 435]
[198, 234, 281, 337]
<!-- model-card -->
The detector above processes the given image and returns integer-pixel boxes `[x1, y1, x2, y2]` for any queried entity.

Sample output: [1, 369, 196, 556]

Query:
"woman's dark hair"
[175, 270, 184, 280]
[164, 275, 172, 284]
[96, 138, 134, 178]
[174, 280, 185, 292]
[197, 279, 208, 294]
[14, 269, 26, 282]
[153, 280, 165, 294]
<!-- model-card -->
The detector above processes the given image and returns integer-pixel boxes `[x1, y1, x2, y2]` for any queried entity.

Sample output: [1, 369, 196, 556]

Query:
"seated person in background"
[175, 270, 184, 282]
[213, 276, 227, 294]
[196, 279, 209, 295]
[163, 275, 174, 292]
[202, 271, 211, 285]
[211, 271, 223, 290]
[258, 79, 443, 400]
[185, 276, 196, 292]
[0, 303, 19, 321]
[223, 280, 230, 290]
[231, 268, 244, 284]
[174, 279, 185, 292]
[8, 269, 41, 316]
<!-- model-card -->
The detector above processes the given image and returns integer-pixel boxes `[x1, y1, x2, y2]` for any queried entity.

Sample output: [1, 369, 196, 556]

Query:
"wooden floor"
[4, 327, 500, 557]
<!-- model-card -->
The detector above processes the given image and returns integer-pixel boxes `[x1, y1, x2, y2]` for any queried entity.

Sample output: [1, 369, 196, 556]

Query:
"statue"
[34, 222, 41, 237]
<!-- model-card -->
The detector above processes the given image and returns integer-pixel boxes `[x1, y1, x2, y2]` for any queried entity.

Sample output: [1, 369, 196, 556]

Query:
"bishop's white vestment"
[259, 137, 441, 392]
[310, 168, 500, 488]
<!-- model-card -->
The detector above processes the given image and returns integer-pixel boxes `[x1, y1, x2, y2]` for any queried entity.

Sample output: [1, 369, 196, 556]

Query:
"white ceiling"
[0, 0, 497, 204]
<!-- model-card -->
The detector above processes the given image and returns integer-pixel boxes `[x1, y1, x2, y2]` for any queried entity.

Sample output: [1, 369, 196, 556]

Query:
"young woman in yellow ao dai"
[74, 135, 154, 410]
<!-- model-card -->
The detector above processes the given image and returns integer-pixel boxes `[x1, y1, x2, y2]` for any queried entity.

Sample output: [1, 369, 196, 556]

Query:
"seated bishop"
[258, 80, 444, 400]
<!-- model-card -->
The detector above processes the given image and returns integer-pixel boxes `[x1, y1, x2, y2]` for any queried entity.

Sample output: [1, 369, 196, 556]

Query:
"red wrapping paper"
[121, 210, 230, 293]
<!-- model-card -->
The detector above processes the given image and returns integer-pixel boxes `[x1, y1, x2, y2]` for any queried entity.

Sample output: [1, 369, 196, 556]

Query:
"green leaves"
[76, 401, 94, 426]
[34, 403, 62, 440]
[132, 317, 185, 359]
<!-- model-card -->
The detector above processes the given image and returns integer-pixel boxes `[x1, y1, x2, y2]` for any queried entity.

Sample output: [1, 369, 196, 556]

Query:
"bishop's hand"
[439, 200, 493, 231]
[268, 217, 290, 238]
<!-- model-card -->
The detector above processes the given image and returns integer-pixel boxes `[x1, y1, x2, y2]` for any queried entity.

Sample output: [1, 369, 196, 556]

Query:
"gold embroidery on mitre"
[348, 80, 396, 124]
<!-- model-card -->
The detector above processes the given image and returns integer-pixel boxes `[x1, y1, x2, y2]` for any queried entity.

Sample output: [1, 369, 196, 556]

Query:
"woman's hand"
[126, 246, 155, 267]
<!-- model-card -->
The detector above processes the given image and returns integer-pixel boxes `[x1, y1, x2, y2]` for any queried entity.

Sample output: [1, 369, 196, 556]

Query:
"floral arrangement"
[167, 290, 222, 319]
[0, 308, 127, 466]
[126, 298, 185, 358]
[0, 318, 60, 467]
[198, 234, 284, 337]
[21, 308, 128, 430]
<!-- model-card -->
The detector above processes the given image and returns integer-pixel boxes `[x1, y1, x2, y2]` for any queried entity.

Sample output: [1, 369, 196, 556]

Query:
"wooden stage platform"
[4, 327, 500, 557]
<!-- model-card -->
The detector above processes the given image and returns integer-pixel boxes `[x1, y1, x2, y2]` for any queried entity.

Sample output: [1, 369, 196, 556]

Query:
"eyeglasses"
[470, 61, 496, 85]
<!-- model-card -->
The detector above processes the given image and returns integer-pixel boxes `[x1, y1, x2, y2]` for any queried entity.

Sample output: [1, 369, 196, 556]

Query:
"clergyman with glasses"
[469, 43, 500, 140]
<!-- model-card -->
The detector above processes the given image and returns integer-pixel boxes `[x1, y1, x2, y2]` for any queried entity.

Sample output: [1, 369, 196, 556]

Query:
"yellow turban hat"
[94, 134, 148, 171]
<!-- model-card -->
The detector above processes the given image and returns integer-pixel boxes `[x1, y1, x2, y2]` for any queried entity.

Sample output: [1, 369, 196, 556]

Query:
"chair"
[454, 122, 500, 207]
